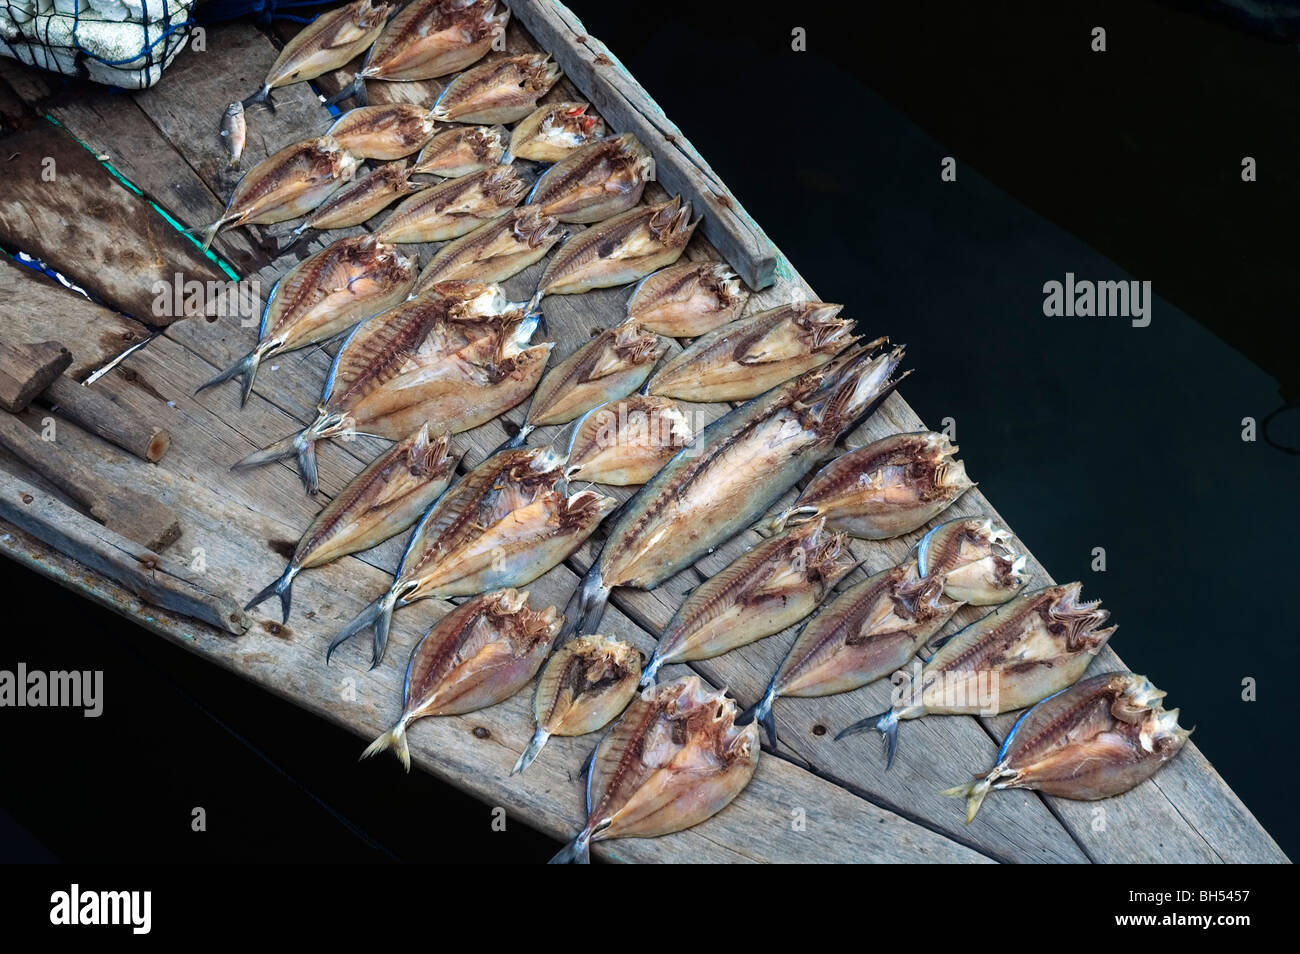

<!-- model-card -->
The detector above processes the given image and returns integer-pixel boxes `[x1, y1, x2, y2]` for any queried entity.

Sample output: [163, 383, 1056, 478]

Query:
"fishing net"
[0, 0, 196, 88]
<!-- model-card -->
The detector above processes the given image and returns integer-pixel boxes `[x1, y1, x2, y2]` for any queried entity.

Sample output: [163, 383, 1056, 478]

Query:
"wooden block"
[43, 374, 171, 463]
[0, 339, 71, 412]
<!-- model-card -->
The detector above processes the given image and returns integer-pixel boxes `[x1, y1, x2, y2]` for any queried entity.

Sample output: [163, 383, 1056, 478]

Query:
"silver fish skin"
[220, 102, 246, 169]
[626, 261, 748, 338]
[564, 395, 694, 486]
[375, 164, 527, 243]
[914, 517, 1028, 605]
[410, 125, 507, 177]
[941, 672, 1191, 823]
[244, 425, 458, 623]
[526, 133, 655, 224]
[431, 53, 562, 124]
[292, 162, 423, 236]
[641, 519, 854, 687]
[509, 102, 606, 162]
[647, 302, 857, 403]
[412, 205, 563, 293]
[564, 343, 909, 641]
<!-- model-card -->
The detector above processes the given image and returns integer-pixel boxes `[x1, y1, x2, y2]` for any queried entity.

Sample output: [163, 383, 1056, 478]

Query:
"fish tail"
[231, 415, 328, 494]
[194, 347, 262, 407]
[510, 727, 551, 775]
[739, 683, 779, 749]
[490, 424, 532, 456]
[183, 218, 225, 253]
[837, 708, 901, 768]
[241, 85, 274, 110]
[548, 828, 593, 864]
[526, 288, 544, 316]
[767, 505, 818, 535]
[361, 717, 411, 772]
[325, 74, 366, 107]
[559, 563, 611, 645]
[638, 654, 663, 689]
[244, 564, 298, 624]
[327, 585, 400, 666]
[939, 775, 994, 824]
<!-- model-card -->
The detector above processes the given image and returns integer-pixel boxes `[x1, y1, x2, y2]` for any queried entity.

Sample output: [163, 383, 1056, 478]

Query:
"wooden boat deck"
[0, 1, 1286, 863]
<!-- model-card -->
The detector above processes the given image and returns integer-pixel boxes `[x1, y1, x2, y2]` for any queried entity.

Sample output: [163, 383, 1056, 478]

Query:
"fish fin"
[361, 719, 411, 772]
[526, 288, 544, 316]
[768, 505, 817, 535]
[240, 85, 271, 109]
[244, 564, 297, 624]
[328, 586, 400, 666]
[297, 437, 321, 497]
[939, 775, 995, 824]
[182, 218, 225, 253]
[548, 829, 592, 864]
[738, 686, 779, 749]
[559, 563, 612, 645]
[324, 75, 365, 107]
[637, 655, 662, 689]
[231, 428, 306, 470]
[836, 709, 900, 768]
[510, 728, 551, 775]
[194, 348, 262, 407]
[487, 424, 532, 457]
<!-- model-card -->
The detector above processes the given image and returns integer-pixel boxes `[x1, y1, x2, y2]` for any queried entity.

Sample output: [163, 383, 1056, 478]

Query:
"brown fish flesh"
[509, 102, 606, 162]
[626, 261, 748, 337]
[291, 162, 423, 236]
[914, 517, 1028, 605]
[647, 302, 858, 403]
[189, 137, 362, 250]
[772, 431, 974, 539]
[942, 672, 1190, 822]
[410, 124, 507, 177]
[245, 425, 458, 622]
[412, 206, 563, 293]
[550, 675, 759, 863]
[362, 588, 560, 769]
[196, 235, 416, 405]
[531, 196, 697, 308]
[838, 581, 1116, 766]
[329, 446, 616, 666]
[431, 53, 563, 124]
[511, 633, 643, 774]
[326, 104, 438, 160]
[642, 519, 854, 686]
[745, 562, 962, 748]
[526, 134, 655, 224]
[564, 395, 694, 486]
[375, 165, 527, 243]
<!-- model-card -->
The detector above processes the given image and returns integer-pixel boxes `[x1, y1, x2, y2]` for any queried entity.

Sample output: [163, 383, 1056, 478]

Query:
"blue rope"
[195, 0, 339, 24]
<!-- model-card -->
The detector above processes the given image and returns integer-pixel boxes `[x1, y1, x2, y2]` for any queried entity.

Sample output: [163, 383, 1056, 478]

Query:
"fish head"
[355, 0, 394, 29]
[648, 196, 696, 247]
[481, 588, 561, 655]
[655, 676, 761, 767]
[561, 489, 620, 529]
[524, 53, 564, 92]
[917, 517, 1029, 605]
[1043, 582, 1115, 653]
[406, 424, 458, 478]
[794, 343, 908, 437]
[425, 279, 510, 319]
[536, 634, 643, 736]
[513, 206, 562, 248]
[788, 518, 855, 585]
[484, 163, 529, 205]
[224, 101, 243, 120]
[482, 0, 511, 35]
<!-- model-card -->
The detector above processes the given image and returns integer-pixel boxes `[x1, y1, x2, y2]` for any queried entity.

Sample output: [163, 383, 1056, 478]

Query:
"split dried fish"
[564, 395, 693, 486]
[838, 582, 1116, 766]
[220, 102, 245, 169]
[772, 431, 974, 539]
[197, 235, 416, 405]
[509, 102, 605, 162]
[410, 125, 507, 177]
[942, 672, 1190, 822]
[745, 563, 962, 747]
[526, 133, 655, 224]
[245, 425, 458, 622]
[565, 344, 909, 640]
[329, 446, 616, 666]
[626, 261, 747, 337]
[291, 162, 423, 236]
[325, 103, 438, 160]
[648, 302, 857, 403]
[532, 196, 697, 308]
[550, 675, 759, 863]
[641, 519, 853, 686]
[431, 53, 562, 124]
[412, 206, 563, 293]
[915, 517, 1028, 605]
[511, 633, 642, 775]
[242, 0, 393, 109]
[189, 137, 362, 251]
[375, 164, 527, 243]
[362, 588, 560, 769]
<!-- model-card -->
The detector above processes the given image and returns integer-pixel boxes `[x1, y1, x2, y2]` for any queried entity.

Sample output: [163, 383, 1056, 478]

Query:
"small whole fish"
[431, 53, 563, 124]
[509, 102, 606, 162]
[242, 0, 393, 109]
[641, 519, 854, 687]
[772, 431, 974, 539]
[837, 581, 1116, 766]
[550, 675, 760, 863]
[626, 261, 748, 338]
[744, 563, 962, 748]
[330, 446, 616, 666]
[196, 235, 416, 404]
[564, 395, 694, 486]
[647, 302, 858, 403]
[531, 196, 697, 309]
[511, 633, 642, 775]
[326, 103, 439, 161]
[526, 133, 655, 224]
[188, 137, 362, 251]
[914, 517, 1028, 605]
[412, 206, 563, 293]
[941, 672, 1191, 823]
[363, 588, 561, 770]
[291, 161, 423, 236]
[410, 125, 508, 178]
[375, 164, 527, 243]
[220, 102, 246, 169]
[245, 425, 458, 622]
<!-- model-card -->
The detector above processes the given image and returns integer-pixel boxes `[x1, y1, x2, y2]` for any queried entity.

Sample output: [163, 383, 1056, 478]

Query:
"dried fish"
[431, 53, 562, 124]
[837, 582, 1116, 766]
[188, 137, 362, 251]
[329, 446, 616, 666]
[942, 672, 1190, 823]
[243, 0, 393, 109]
[642, 519, 854, 686]
[410, 125, 507, 178]
[772, 431, 974, 539]
[565, 344, 909, 640]
[220, 102, 246, 169]
[626, 261, 748, 337]
[915, 517, 1028, 605]
[550, 675, 759, 863]
[744, 563, 962, 747]
[511, 634, 642, 775]
[375, 164, 527, 243]
[325, 103, 438, 161]
[648, 302, 857, 403]
[412, 206, 563, 293]
[509, 102, 606, 162]
[291, 162, 423, 236]
[531, 196, 697, 309]
[526, 133, 655, 224]
[196, 235, 416, 405]
[363, 588, 561, 770]
[564, 395, 693, 486]
[246, 425, 458, 622]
